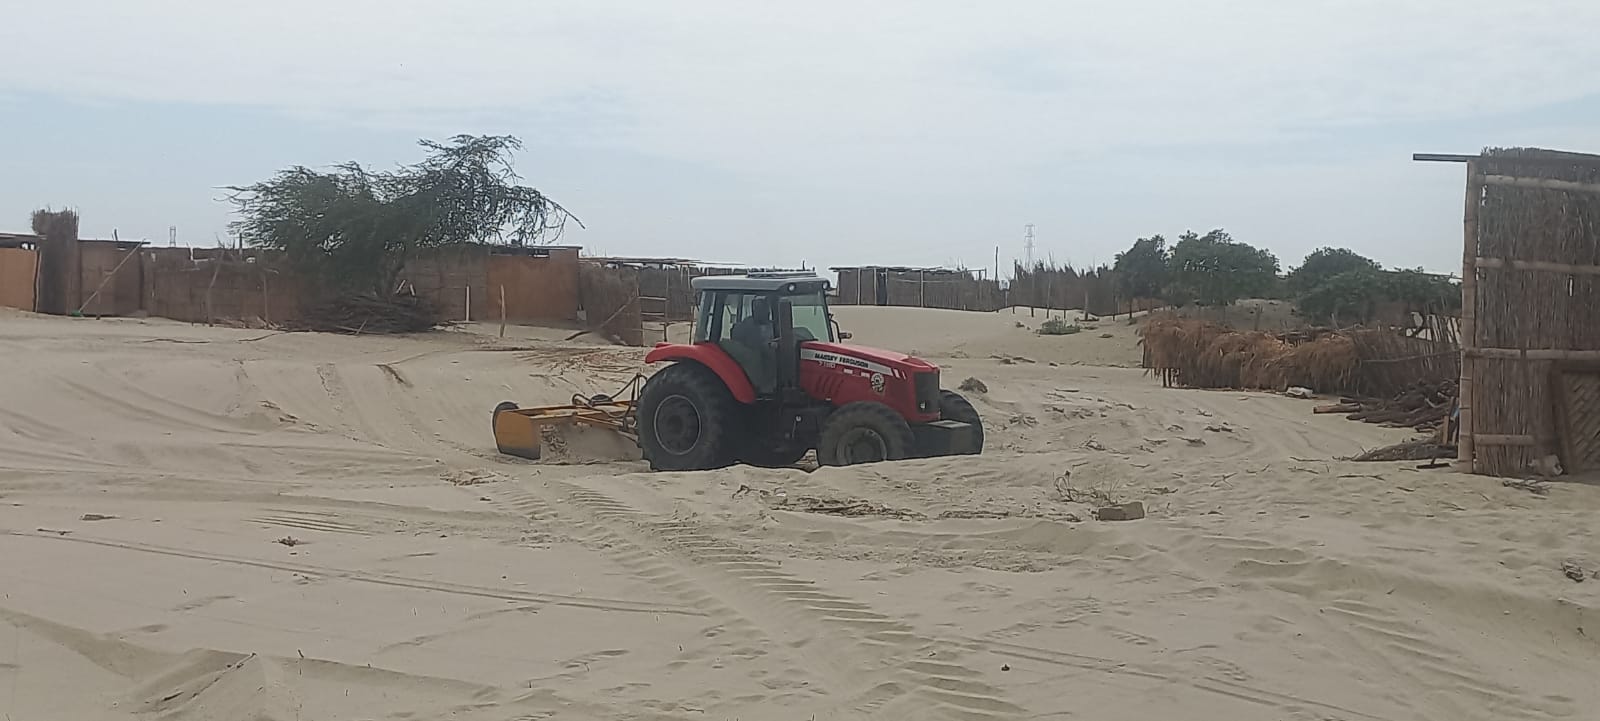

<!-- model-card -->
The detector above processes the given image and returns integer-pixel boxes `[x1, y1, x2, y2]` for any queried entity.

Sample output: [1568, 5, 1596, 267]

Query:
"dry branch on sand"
[290, 295, 440, 334]
[1350, 438, 1455, 462]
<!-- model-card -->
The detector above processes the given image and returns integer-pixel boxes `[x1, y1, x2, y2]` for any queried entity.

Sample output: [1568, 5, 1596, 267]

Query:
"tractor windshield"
[693, 287, 833, 344]
[786, 291, 832, 342]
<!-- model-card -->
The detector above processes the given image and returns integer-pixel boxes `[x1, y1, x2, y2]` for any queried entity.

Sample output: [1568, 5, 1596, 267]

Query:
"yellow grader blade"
[492, 399, 640, 462]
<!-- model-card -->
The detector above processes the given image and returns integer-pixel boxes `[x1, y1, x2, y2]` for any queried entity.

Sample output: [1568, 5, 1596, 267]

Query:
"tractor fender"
[644, 343, 757, 404]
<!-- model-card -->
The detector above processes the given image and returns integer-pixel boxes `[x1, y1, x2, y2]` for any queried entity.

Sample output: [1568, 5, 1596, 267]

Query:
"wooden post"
[1457, 160, 1481, 472]
[204, 251, 221, 326]
[499, 285, 506, 338]
[465, 285, 471, 322]
[1045, 273, 1053, 318]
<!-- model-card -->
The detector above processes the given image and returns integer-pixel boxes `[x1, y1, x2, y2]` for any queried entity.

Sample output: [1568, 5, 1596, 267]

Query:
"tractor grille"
[914, 370, 941, 414]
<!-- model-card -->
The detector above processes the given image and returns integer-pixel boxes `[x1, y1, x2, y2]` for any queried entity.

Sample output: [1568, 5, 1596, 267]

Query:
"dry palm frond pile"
[1280, 333, 1359, 392]
[1139, 317, 1232, 388]
[292, 294, 440, 334]
[1140, 316, 1351, 392]
[1202, 331, 1290, 389]
[1138, 314, 1452, 401]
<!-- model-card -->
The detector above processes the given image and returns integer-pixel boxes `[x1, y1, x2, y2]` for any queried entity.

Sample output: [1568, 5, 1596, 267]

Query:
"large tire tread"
[817, 401, 915, 466]
[638, 363, 740, 471]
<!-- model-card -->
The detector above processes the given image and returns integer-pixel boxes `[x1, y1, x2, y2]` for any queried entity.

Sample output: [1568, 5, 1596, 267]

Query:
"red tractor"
[636, 272, 982, 470]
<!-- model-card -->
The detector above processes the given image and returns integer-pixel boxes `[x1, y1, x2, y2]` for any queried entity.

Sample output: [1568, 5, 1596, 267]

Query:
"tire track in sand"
[1164, 530, 1576, 721]
[487, 484, 833, 714]
[4, 529, 700, 618]
[485, 479, 1027, 721]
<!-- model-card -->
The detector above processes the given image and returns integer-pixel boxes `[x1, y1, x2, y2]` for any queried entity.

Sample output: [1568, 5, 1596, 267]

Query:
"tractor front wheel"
[638, 363, 739, 471]
[818, 402, 915, 466]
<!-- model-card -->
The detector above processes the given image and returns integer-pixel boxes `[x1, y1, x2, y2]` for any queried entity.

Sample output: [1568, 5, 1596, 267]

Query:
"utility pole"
[1023, 225, 1037, 316]
[1023, 224, 1035, 268]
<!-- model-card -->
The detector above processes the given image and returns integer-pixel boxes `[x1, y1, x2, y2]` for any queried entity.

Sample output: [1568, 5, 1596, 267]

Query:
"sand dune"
[2, 308, 1597, 720]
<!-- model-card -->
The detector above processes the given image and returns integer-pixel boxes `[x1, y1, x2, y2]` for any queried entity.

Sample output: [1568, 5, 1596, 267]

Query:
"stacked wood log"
[291, 294, 440, 334]
[1331, 379, 1456, 433]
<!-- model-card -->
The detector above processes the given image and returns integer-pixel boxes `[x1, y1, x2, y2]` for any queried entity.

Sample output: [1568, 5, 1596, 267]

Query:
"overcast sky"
[4, 1, 1599, 275]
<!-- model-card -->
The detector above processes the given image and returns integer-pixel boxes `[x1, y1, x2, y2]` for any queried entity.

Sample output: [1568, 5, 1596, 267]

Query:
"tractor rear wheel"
[937, 390, 984, 454]
[638, 362, 740, 471]
[818, 402, 915, 466]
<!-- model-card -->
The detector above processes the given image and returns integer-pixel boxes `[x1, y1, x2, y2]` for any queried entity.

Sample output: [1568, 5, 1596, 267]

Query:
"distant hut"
[831, 265, 1003, 311]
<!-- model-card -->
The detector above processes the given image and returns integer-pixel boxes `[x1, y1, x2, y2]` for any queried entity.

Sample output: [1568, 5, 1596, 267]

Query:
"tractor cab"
[689, 272, 841, 397]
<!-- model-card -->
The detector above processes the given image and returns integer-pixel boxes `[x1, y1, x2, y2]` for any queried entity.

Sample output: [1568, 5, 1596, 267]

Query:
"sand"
[2, 305, 1597, 721]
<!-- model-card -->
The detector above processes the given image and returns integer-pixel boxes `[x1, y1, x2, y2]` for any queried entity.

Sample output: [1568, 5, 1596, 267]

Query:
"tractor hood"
[800, 341, 938, 375]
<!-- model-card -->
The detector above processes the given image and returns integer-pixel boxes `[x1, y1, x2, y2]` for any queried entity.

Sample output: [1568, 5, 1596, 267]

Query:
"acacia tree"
[1165, 229, 1279, 306]
[227, 135, 579, 298]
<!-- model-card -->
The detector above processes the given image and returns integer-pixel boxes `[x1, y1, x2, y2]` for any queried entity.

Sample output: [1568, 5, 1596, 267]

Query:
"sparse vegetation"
[1166, 229, 1280, 307]
[1109, 229, 1278, 310]
[1107, 236, 1458, 328]
[1295, 267, 1385, 326]
[1038, 317, 1082, 335]
[1287, 247, 1381, 296]
[1287, 248, 1460, 326]
[1112, 235, 1170, 301]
